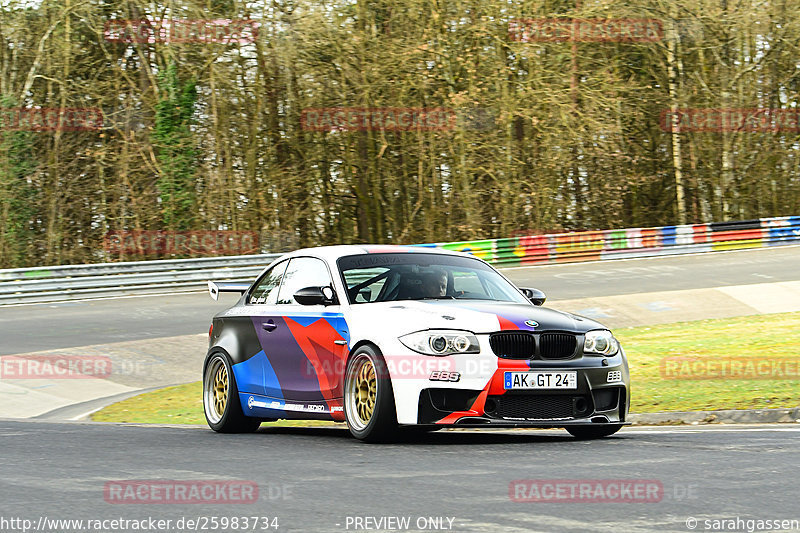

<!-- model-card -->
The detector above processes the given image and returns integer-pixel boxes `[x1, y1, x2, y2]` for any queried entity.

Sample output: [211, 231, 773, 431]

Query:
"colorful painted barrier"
[421, 216, 800, 266]
[2, 216, 797, 305]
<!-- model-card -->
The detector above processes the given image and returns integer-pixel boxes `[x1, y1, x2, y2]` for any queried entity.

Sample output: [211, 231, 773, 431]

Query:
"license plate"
[504, 371, 577, 390]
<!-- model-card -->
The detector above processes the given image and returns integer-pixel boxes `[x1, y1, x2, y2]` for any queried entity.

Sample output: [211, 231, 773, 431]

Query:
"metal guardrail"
[0, 254, 280, 305]
[0, 254, 278, 281]
[0, 216, 797, 305]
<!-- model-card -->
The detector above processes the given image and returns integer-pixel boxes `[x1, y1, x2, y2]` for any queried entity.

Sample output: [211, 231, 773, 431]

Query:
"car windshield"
[338, 252, 529, 305]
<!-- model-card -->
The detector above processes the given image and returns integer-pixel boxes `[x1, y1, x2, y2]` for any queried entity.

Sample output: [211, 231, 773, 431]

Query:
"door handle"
[262, 320, 277, 332]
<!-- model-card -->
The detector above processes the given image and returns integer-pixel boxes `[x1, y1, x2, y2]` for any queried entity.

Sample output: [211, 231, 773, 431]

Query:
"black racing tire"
[343, 344, 398, 443]
[203, 352, 261, 433]
[566, 424, 623, 440]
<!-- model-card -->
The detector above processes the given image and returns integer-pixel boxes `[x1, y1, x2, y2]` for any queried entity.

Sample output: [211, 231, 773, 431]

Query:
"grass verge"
[617, 311, 800, 412]
[92, 312, 800, 424]
[91, 381, 337, 426]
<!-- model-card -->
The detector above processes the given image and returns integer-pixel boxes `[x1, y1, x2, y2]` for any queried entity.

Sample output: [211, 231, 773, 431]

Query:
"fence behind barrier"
[423, 216, 800, 265]
[0, 216, 797, 305]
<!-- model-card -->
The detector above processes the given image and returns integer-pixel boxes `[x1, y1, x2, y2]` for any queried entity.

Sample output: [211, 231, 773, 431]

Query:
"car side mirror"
[294, 286, 337, 306]
[520, 287, 546, 306]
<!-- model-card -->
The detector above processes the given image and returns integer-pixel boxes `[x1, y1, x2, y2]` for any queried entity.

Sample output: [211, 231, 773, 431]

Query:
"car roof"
[277, 244, 473, 263]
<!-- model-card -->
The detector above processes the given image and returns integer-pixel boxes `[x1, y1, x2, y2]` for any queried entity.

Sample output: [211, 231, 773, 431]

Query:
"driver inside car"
[421, 269, 448, 298]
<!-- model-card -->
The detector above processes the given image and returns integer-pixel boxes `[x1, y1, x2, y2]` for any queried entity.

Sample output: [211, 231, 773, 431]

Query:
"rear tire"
[566, 424, 623, 439]
[344, 345, 398, 443]
[203, 352, 261, 433]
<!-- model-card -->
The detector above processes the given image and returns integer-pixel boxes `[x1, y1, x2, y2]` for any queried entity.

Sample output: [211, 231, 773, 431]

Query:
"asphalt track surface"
[1, 248, 799, 532]
[1, 245, 798, 355]
[1, 420, 799, 532]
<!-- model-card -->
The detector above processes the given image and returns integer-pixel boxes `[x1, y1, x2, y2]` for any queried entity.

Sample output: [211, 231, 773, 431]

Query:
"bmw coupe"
[203, 246, 630, 442]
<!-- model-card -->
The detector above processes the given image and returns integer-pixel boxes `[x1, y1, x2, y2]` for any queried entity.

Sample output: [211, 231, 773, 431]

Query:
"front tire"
[566, 424, 623, 439]
[344, 345, 398, 442]
[203, 352, 261, 433]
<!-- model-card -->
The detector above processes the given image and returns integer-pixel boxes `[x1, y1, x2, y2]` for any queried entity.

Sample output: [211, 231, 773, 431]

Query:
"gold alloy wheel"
[346, 354, 378, 431]
[204, 357, 229, 424]
[213, 363, 229, 417]
[355, 359, 377, 423]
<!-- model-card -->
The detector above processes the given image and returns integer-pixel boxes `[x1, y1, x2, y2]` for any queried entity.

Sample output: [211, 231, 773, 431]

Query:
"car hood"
[347, 299, 606, 334]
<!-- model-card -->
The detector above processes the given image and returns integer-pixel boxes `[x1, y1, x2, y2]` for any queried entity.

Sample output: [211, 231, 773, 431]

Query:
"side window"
[452, 270, 485, 295]
[248, 261, 289, 305]
[343, 267, 390, 303]
[482, 274, 519, 301]
[276, 257, 334, 305]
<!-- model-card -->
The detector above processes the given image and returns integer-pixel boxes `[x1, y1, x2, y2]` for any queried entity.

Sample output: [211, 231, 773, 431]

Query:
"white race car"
[203, 245, 630, 442]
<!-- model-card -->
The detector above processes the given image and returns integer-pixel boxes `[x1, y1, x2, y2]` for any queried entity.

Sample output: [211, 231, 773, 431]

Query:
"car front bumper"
[382, 337, 630, 426]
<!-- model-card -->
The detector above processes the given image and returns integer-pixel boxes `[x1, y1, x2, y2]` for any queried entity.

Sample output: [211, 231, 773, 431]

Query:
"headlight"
[399, 330, 480, 356]
[584, 330, 619, 356]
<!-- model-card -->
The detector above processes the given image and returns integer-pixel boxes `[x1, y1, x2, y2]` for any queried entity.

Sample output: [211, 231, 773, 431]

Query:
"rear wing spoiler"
[208, 281, 250, 301]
